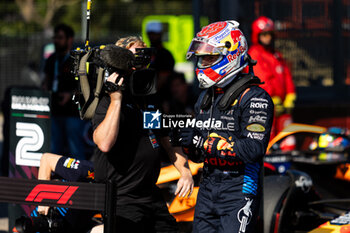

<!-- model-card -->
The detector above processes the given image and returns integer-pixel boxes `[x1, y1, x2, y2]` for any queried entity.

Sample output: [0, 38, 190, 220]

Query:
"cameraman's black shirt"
[92, 94, 166, 205]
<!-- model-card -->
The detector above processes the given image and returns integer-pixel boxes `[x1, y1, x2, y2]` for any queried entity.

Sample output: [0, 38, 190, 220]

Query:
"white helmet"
[186, 20, 248, 88]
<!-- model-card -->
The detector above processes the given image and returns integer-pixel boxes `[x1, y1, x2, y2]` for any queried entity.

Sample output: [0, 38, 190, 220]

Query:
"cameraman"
[92, 36, 193, 233]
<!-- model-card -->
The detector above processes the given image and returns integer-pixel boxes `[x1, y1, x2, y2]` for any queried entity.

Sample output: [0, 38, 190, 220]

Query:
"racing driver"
[180, 20, 274, 233]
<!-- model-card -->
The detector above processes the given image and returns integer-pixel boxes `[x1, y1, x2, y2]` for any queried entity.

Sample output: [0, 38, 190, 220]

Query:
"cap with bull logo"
[186, 20, 248, 88]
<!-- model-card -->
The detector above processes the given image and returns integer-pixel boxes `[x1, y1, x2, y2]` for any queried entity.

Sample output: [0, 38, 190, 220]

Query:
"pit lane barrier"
[0, 177, 117, 233]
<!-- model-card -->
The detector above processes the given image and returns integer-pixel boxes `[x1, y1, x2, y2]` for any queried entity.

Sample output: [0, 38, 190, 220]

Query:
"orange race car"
[157, 123, 350, 233]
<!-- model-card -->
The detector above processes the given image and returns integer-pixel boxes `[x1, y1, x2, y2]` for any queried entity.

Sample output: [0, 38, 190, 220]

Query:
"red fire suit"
[248, 43, 296, 142]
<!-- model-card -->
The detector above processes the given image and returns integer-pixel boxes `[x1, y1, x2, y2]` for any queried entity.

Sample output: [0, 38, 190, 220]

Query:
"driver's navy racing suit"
[192, 84, 274, 233]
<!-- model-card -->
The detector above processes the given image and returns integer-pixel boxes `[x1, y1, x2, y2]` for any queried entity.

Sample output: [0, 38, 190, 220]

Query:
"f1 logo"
[25, 184, 78, 204]
[143, 110, 161, 129]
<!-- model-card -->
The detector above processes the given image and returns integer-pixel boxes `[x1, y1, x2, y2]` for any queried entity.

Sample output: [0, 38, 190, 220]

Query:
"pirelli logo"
[25, 184, 78, 204]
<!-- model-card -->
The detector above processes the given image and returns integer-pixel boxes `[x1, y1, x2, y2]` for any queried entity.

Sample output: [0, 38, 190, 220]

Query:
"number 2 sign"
[15, 122, 44, 167]
[9, 88, 51, 168]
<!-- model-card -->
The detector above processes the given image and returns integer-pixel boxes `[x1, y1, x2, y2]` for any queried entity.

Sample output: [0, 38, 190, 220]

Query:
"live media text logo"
[143, 110, 235, 131]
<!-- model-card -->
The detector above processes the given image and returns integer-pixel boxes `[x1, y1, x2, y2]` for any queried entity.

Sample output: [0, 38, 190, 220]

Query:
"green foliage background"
[0, 0, 192, 39]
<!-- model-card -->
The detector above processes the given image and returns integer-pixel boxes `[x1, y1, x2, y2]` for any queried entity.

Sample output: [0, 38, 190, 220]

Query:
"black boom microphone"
[99, 44, 135, 72]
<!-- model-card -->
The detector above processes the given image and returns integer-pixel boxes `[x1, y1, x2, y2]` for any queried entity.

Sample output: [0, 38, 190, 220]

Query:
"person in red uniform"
[249, 16, 296, 148]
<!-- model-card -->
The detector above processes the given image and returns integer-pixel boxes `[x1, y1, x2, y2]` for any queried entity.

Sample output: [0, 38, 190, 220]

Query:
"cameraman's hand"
[37, 206, 50, 215]
[107, 72, 124, 102]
